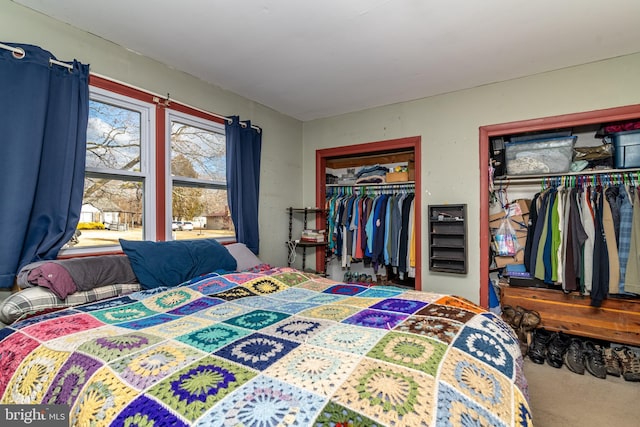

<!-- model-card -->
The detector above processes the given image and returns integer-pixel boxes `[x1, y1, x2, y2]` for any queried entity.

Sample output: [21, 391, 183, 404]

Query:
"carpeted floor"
[524, 357, 639, 426]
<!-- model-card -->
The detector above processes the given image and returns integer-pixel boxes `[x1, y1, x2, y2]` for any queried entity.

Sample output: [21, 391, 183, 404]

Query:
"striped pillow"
[0, 283, 141, 325]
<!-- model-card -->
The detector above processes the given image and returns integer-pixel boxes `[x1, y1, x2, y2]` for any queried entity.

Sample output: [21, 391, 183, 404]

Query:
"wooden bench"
[499, 285, 640, 346]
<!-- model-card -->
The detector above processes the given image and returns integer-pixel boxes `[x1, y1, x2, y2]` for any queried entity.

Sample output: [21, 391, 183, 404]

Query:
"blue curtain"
[0, 43, 89, 289]
[225, 116, 262, 254]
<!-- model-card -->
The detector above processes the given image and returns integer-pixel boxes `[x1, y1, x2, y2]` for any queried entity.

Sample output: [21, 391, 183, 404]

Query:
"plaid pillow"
[0, 283, 141, 325]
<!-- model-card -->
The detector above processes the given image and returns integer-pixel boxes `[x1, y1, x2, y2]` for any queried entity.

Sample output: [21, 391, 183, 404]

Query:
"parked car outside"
[181, 221, 194, 231]
[172, 221, 182, 231]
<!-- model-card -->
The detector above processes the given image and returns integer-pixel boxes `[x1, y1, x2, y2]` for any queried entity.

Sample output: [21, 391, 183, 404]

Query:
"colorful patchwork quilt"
[0, 267, 533, 426]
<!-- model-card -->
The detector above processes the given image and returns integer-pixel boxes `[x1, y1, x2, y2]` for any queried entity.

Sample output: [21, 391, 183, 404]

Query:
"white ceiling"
[15, 0, 640, 121]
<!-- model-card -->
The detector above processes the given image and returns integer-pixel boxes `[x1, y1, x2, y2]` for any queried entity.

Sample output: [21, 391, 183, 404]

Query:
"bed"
[0, 242, 532, 426]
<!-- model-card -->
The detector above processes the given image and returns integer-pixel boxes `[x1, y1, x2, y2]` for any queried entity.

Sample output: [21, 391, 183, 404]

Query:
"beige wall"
[303, 53, 640, 302]
[1, 1, 304, 267]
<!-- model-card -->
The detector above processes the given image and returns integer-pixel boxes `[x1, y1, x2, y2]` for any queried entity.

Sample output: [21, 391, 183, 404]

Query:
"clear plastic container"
[505, 136, 576, 175]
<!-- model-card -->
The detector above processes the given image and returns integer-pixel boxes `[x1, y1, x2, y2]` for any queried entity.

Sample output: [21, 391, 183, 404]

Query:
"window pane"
[171, 121, 225, 182]
[71, 177, 144, 248]
[172, 187, 234, 240]
[86, 99, 141, 171]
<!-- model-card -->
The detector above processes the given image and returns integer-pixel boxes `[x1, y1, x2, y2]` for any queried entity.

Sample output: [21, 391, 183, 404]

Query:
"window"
[168, 111, 233, 240]
[62, 77, 233, 253]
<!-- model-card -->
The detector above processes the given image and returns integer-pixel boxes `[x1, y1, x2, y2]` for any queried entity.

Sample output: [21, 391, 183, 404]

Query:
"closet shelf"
[288, 207, 325, 213]
[286, 207, 327, 275]
[431, 255, 466, 261]
[287, 240, 327, 247]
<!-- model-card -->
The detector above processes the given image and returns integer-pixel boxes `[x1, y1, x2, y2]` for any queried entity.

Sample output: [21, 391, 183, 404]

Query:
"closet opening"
[479, 104, 640, 311]
[316, 136, 422, 290]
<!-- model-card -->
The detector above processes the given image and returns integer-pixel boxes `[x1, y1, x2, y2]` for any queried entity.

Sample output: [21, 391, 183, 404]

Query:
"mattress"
[0, 267, 532, 426]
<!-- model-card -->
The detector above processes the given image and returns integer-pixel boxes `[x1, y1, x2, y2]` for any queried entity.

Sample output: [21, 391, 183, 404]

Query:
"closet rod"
[495, 169, 640, 186]
[327, 181, 415, 188]
[326, 183, 415, 195]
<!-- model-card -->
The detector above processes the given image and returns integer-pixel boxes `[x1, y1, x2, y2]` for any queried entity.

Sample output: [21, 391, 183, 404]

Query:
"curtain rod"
[1, 42, 261, 133]
[0, 42, 73, 71]
[91, 72, 263, 133]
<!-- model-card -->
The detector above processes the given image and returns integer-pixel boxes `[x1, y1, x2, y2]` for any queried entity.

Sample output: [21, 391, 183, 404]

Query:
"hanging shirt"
[624, 188, 640, 295]
[535, 189, 554, 282]
[560, 187, 572, 288]
[580, 187, 596, 293]
[550, 188, 562, 282]
[383, 195, 393, 265]
[605, 186, 621, 244]
[408, 196, 416, 277]
[390, 194, 403, 267]
[565, 188, 588, 291]
[562, 188, 573, 290]
[591, 189, 610, 307]
[353, 197, 365, 260]
[372, 194, 389, 269]
[530, 190, 550, 276]
[365, 196, 379, 258]
[602, 189, 620, 294]
[617, 184, 634, 293]
[524, 192, 541, 273]
[398, 193, 414, 274]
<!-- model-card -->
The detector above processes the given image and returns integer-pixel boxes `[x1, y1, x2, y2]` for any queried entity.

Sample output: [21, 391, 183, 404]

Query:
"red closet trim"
[315, 136, 422, 290]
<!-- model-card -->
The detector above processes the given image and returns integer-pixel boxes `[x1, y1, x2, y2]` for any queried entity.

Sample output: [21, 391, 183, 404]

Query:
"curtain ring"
[12, 47, 25, 59]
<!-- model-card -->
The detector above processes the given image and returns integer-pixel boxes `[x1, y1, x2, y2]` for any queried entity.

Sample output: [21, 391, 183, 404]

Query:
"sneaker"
[528, 328, 552, 364]
[613, 347, 640, 382]
[583, 341, 607, 379]
[603, 347, 621, 377]
[546, 332, 571, 369]
[564, 338, 585, 374]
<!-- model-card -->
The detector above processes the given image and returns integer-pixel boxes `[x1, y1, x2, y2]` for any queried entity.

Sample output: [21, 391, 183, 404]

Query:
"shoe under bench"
[499, 285, 640, 347]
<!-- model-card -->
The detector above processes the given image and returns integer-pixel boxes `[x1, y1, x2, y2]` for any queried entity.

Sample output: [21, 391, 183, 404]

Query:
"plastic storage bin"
[505, 136, 576, 175]
[612, 129, 640, 169]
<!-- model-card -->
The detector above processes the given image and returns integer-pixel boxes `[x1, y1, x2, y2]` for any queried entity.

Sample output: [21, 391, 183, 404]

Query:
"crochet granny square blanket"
[0, 267, 532, 426]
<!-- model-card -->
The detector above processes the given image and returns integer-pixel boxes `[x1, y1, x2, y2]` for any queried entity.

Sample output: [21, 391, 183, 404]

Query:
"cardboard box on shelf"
[509, 199, 531, 216]
[385, 171, 408, 182]
[489, 199, 530, 228]
[494, 250, 525, 268]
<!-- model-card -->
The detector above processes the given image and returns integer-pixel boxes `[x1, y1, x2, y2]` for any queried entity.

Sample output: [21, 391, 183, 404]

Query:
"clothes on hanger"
[525, 179, 640, 306]
[325, 185, 415, 278]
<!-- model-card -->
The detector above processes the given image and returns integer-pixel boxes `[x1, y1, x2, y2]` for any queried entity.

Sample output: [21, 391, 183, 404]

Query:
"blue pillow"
[119, 239, 237, 289]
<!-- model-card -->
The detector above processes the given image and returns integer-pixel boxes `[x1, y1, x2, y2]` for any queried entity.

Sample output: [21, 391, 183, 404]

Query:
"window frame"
[165, 109, 229, 240]
[60, 74, 230, 256]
